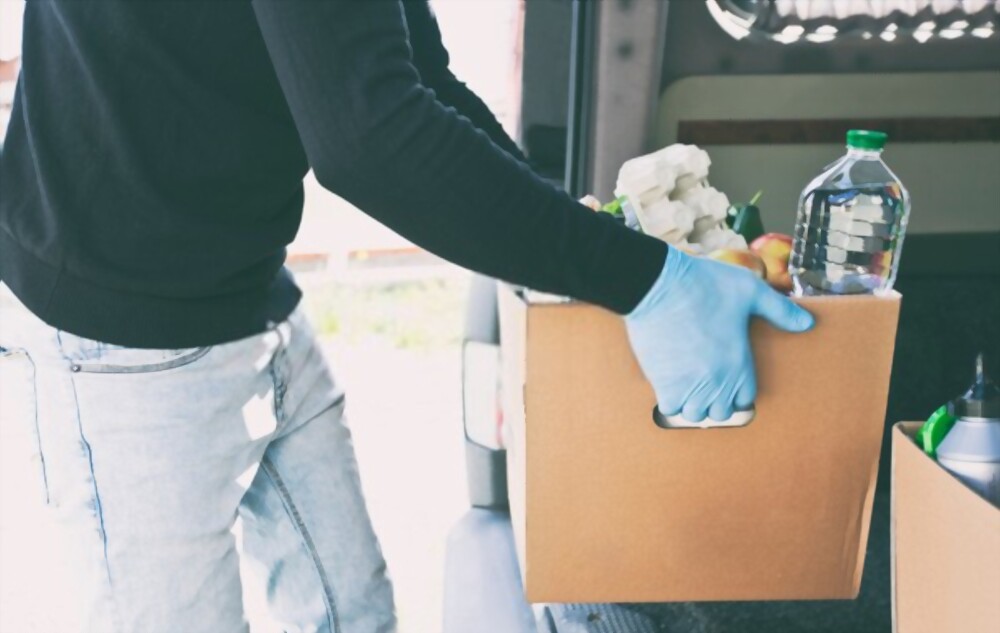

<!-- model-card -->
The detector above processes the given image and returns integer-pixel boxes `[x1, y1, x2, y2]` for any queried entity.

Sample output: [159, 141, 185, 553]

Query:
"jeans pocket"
[59, 333, 213, 374]
[0, 347, 48, 504]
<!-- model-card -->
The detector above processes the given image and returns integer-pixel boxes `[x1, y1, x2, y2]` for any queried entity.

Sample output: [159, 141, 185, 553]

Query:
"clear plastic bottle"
[789, 130, 910, 296]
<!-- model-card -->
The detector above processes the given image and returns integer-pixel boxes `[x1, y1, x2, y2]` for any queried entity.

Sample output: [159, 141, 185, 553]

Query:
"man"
[0, 1, 813, 632]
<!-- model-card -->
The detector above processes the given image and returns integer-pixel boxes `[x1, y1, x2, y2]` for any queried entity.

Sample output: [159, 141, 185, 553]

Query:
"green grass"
[301, 276, 471, 351]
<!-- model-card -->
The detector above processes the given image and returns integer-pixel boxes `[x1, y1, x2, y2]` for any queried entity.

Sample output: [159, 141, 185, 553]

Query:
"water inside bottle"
[790, 138, 909, 295]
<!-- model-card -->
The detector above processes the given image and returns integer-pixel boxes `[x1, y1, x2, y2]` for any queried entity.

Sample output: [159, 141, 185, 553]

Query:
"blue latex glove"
[625, 248, 815, 423]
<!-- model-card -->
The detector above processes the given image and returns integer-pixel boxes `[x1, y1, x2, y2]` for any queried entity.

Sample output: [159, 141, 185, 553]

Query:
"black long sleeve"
[252, 0, 666, 314]
[0, 0, 666, 348]
[401, 0, 527, 164]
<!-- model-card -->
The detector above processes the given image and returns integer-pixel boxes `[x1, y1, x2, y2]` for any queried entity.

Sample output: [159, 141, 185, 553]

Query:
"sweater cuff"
[601, 230, 669, 315]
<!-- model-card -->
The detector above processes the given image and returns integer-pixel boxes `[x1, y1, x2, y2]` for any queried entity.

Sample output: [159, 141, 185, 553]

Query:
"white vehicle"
[444, 2, 1000, 631]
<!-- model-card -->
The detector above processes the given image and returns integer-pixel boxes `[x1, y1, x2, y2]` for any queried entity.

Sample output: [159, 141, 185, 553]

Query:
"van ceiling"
[661, 0, 1000, 90]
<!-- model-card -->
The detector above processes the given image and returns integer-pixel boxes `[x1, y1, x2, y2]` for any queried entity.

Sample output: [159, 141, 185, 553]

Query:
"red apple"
[750, 233, 794, 292]
[707, 248, 767, 279]
[750, 232, 793, 260]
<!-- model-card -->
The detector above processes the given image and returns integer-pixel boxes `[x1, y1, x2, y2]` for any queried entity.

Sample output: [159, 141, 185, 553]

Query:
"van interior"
[446, 2, 999, 631]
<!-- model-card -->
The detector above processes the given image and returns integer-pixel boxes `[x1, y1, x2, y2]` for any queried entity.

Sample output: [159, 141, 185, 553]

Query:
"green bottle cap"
[917, 404, 957, 458]
[847, 130, 888, 150]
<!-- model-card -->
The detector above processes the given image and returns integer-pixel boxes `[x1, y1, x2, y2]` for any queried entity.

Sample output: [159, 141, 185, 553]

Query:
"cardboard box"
[499, 287, 901, 603]
[891, 423, 1000, 633]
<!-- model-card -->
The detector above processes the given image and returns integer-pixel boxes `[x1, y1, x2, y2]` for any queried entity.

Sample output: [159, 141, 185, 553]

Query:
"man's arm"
[252, 0, 665, 314]
[401, 0, 526, 163]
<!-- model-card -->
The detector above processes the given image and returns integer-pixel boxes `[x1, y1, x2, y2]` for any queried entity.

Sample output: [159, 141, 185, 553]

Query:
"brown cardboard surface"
[891, 423, 1000, 633]
[499, 287, 901, 603]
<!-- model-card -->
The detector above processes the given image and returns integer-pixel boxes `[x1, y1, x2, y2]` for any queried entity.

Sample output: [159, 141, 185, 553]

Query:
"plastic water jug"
[789, 130, 910, 296]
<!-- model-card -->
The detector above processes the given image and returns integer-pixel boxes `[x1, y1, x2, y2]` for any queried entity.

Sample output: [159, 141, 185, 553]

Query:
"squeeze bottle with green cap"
[936, 353, 1000, 507]
[789, 130, 911, 295]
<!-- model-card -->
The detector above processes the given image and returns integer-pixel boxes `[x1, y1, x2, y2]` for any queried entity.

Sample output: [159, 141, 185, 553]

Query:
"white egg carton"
[615, 144, 746, 253]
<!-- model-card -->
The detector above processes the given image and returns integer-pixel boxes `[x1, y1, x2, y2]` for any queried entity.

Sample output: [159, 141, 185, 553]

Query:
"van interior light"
[805, 32, 838, 42]
[773, 24, 805, 43]
[706, 0, 999, 43]
[706, 0, 753, 40]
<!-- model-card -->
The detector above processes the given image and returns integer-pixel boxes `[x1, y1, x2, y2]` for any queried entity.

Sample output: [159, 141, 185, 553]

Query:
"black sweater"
[0, 0, 666, 348]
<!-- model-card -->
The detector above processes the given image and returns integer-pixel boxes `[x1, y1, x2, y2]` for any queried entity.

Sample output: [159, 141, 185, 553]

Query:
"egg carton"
[615, 144, 745, 253]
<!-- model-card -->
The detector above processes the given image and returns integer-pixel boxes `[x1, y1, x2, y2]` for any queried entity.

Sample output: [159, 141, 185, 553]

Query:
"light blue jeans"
[0, 283, 396, 632]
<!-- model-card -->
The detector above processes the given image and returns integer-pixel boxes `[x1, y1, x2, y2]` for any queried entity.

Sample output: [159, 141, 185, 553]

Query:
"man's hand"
[625, 248, 814, 423]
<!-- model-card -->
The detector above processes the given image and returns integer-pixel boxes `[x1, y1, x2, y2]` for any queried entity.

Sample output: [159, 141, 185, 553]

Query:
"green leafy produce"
[601, 196, 626, 216]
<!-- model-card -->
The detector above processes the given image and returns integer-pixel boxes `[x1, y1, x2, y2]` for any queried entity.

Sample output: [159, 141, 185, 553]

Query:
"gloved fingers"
[681, 398, 711, 423]
[734, 374, 757, 411]
[708, 399, 735, 422]
[656, 394, 683, 418]
[752, 281, 814, 333]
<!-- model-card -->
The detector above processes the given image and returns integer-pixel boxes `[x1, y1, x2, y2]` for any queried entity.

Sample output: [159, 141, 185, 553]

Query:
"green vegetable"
[733, 207, 765, 243]
[726, 190, 763, 229]
[601, 196, 626, 217]
[731, 191, 765, 243]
